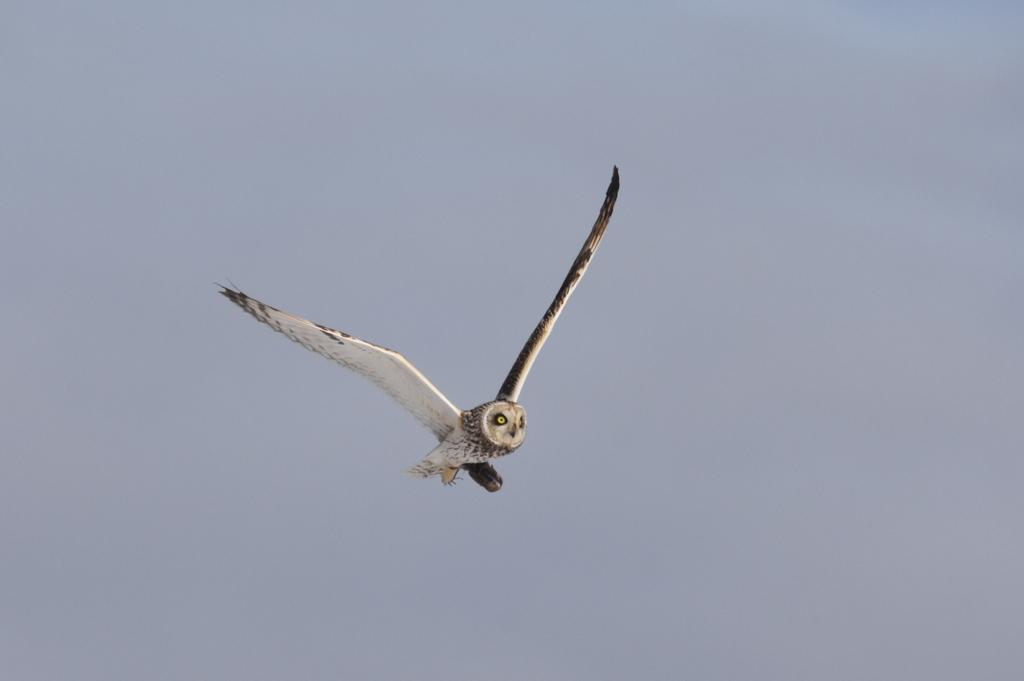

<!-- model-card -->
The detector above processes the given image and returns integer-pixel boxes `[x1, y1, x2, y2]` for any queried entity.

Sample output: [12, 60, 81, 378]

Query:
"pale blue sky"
[2, 2, 1022, 679]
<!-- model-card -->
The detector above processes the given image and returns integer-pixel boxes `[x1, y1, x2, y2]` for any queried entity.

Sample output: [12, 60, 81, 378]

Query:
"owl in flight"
[222, 167, 618, 491]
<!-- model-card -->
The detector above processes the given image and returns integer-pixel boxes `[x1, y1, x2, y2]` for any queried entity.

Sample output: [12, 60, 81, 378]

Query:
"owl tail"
[403, 444, 452, 480]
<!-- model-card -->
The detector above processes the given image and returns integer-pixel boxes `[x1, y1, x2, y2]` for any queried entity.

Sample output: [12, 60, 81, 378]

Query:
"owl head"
[477, 401, 527, 449]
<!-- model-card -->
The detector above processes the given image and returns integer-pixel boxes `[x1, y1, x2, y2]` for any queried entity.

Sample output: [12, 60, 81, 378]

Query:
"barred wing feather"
[220, 288, 461, 441]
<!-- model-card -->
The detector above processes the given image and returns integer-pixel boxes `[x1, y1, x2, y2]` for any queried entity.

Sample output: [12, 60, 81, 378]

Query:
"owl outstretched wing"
[220, 288, 461, 441]
[496, 166, 619, 402]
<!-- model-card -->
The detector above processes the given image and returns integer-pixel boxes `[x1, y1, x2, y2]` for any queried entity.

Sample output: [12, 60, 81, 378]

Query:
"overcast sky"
[3, 2, 1023, 679]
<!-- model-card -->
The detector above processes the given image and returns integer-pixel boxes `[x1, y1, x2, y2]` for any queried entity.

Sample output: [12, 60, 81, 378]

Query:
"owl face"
[478, 401, 527, 449]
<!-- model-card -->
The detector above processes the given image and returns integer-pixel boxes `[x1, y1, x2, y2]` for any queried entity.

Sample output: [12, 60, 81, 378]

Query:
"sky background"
[2, 1, 1023, 679]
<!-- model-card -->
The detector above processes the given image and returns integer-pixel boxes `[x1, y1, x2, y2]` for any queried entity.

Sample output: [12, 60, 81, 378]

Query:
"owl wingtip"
[217, 281, 244, 299]
[608, 166, 619, 197]
[218, 287, 244, 305]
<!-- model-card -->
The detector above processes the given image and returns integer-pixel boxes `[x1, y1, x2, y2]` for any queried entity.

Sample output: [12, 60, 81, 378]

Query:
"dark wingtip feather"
[609, 166, 619, 198]
[218, 284, 246, 306]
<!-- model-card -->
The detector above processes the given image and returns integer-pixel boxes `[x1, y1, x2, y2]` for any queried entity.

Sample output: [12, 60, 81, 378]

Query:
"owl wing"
[496, 166, 619, 402]
[221, 288, 461, 441]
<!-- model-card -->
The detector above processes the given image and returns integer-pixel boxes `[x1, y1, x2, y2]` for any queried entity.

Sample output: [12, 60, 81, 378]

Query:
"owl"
[221, 167, 618, 491]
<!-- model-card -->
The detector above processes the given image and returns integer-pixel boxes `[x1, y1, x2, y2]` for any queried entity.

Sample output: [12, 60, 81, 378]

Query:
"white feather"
[221, 288, 462, 441]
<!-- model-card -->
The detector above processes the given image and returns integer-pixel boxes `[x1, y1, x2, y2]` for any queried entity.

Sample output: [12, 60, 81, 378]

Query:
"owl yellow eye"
[495, 414, 507, 425]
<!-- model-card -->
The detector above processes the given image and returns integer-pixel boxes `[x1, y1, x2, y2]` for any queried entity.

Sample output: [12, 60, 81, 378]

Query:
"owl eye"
[495, 414, 507, 425]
